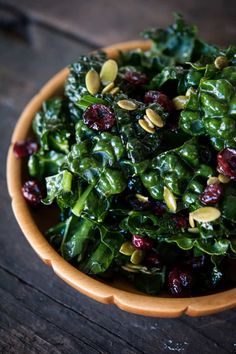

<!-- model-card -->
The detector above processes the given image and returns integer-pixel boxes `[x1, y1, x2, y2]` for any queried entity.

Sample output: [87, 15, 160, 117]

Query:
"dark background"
[1, 1, 236, 353]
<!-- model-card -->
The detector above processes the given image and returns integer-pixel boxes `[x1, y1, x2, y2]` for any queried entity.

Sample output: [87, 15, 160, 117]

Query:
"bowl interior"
[7, 40, 236, 317]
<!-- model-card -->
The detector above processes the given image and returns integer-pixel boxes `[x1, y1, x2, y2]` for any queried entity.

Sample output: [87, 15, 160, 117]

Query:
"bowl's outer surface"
[7, 40, 236, 318]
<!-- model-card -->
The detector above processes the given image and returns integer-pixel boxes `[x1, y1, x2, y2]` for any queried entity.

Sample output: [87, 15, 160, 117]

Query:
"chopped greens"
[20, 14, 236, 297]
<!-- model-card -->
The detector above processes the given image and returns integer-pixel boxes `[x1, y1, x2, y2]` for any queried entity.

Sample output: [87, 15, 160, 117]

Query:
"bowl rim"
[7, 39, 236, 318]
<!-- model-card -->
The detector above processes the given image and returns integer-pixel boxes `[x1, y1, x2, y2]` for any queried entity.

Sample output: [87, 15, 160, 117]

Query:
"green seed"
[138, 119, 155, 134]
[110, 86, 120, 95]
[172, 95, 188, 110]
[214, 56, 228, 70]
[190, 207, 221, 223]
[117, 99, 137, 110]
[187, 227, 199, 233]
[135, 193, 149, 203]
[207, 176, 219, 185]
[145, 108, 164, 127]
[101, 82, 115, 93]
[119, 241, 136, 256]
[130, 249, 144, 265]
[218, 174, 230, 184]
[189, 214, 195, 228]
[121, 265, 138, 273]
[163, 186, 177, 213]
[185, 87, 195, 98]
[85, 69, 100, 95]
[100, 59, 118, 85]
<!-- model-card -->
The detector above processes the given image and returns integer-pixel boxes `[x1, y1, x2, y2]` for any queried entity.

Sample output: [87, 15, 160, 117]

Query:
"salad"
[14, 14, 236, 297]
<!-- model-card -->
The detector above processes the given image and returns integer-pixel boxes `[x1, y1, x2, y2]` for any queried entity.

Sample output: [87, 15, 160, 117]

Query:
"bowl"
[7, 40, 236, 318]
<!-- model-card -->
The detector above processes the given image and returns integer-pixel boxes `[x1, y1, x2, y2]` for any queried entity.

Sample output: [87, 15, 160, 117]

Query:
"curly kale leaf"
[33, 97, 72, 153]
[28, 150, 66, 180]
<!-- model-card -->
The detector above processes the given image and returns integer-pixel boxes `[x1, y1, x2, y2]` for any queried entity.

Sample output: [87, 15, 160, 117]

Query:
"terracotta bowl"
[7, 40, 236, 318]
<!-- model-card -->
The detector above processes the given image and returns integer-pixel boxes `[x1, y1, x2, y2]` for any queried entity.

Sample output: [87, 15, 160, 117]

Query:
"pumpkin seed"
[101, 82, 114, 94]
[138, 119, 155, 134]
[145, 108, 164, 127]
[189, 213, 195, 228]
[100, 59, 118, 85]
[207, 176, 219, 185]
[127, 263, 146, 270]
[117, 99, 137, 110]
[119, 241, 136, 256]
[143, 115, 155, 129]
[187, 227, 199, 233]
[85, 69, 100, 95]
[172, 95, 188, 110]
[190, 207, 221, 223]
[214, 56, 228, 70]
[121, 265, 138, 273]
[185, 87, 195, 98]
[163, 186, 177, 213]
[130, 249, 144, 265]
[218, 173, 230, 184]
[110, 86, 120, 95]
[135, 193, 149, 203]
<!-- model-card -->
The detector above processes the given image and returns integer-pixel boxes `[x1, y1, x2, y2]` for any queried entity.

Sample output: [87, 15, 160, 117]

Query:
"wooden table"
[1, 1, 236, 353]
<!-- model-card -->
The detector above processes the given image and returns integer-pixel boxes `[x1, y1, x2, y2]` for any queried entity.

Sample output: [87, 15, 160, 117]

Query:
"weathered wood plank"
[2, 0, 236, 46]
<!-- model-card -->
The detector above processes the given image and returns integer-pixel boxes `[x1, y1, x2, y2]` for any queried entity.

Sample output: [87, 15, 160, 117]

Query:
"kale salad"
[14, 14, 236, 296]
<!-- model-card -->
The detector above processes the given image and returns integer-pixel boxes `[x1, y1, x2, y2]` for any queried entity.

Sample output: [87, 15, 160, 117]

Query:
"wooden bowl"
[7, 40, 236, 317]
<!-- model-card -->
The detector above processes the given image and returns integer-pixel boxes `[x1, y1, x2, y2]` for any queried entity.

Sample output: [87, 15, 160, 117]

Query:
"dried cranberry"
[83, 104, 115, 131]
[217, 147, 236, 180]
[145, 251, 162, 267]
[172, 214, 188, 228]
[132, 234, 154, 250]
[144, 91, 174, 113]
[153, 200, 166, 216]
[199, 183, 223, 205]
[13, 141, 39, 158]
[22, 180, 44, 206]
[124, 71, 148, 86]
[168, 266, 193, 296]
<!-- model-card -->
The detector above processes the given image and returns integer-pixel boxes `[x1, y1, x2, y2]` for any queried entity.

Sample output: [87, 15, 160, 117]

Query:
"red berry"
[199, 183, 223, 205]
[144, 91, 174, 113]
[13, 141, 39, 158]
[132, 235, 154, 250]
[168, 267, 193, 296]
[83, 104, 115, 131]
[124, 71, 148, 86]
[172, 214, 188, 228]
[145, 251, 162, 267]
[217, 147, 236, 180]
[22, 180, 44, 206]
[153, 201, 166, 216]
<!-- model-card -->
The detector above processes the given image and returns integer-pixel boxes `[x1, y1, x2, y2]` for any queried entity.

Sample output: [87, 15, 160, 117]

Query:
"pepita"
[163, 186, 177, 213]
[218, 174, 230, 184]
[214, 56, 228, 70]
[190, 207, 221, 223]
[110, 86, 120, 95]
[172, 95, 188, 110]
[85, 69, 100, 95]
[130, 249, 144, 265]
[207, 176, 219, 185]
[138, 119, 155, 134]
[119, 241, 136, 256]
[117, 99, 137, 110]
[135, 193, 149, 203]
[187, 227, 199, 233]
[143, 115, 155, 129]
[185, 87, 195, 98]
[101, 82, 114, 94]
[100, 59, 118, 85]
[189, 213, 195, 228]
[121, 265, 138, 273]
[145, 108, 164, 127]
